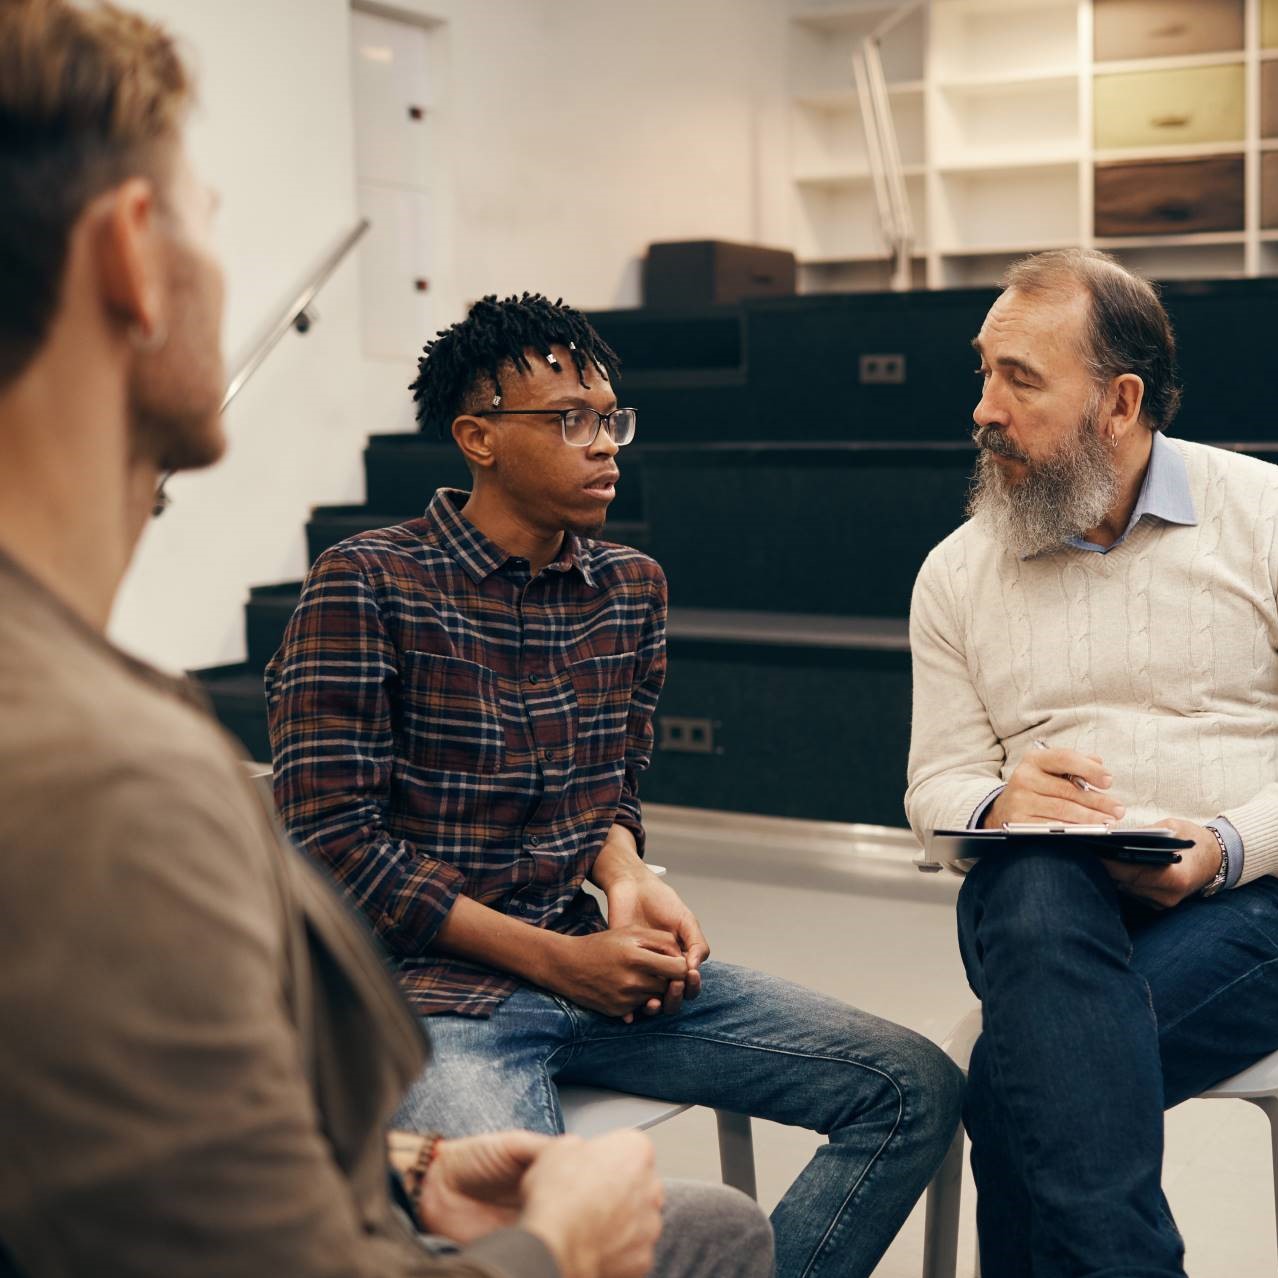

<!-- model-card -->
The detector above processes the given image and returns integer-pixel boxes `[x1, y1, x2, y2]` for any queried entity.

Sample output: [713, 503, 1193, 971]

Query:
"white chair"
[921, 1006, 1278, 1278]
[246, 764, 759, 1199]
[560, 1085, 758, 1199]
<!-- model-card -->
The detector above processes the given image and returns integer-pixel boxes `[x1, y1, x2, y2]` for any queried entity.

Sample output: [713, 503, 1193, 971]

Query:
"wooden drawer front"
[1095, 155, 1244, 237]
[1265, 62, 1278, 137]
[1264, 154, 1278, 230]
[1094, 65, 1244, 150]
[1266, 0, 1278, 47]
[1094, 0, 1243, 62]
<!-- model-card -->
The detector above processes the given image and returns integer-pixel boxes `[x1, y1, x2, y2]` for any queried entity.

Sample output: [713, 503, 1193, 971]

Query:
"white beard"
[967, 404, 1121, 558]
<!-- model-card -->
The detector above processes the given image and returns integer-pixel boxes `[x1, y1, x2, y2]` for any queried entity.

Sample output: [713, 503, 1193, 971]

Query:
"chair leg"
[714, 1109, 758, 1201]
[921, 1124, 966, 1278]
[1250, 1096, 1278, 1268]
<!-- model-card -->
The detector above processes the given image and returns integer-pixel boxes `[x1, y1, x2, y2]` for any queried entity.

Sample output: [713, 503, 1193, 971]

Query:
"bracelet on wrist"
[1200, 824, 1230, 898]
[402, 1132, 444, 1206]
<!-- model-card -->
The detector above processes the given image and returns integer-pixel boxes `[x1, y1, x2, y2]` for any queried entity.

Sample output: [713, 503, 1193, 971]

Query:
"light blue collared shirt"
[1061, 430, 1198, 555]
[976, 433, 1242, 886]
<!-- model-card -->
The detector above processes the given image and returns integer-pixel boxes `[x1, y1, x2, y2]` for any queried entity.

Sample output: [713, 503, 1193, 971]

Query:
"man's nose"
[590, 424, 620, 459]
[974, 383, 1010, 431]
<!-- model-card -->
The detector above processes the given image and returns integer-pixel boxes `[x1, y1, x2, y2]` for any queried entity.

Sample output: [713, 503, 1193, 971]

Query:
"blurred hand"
[986, 748, 1124, 828]
[519, 1130, 664, 1278]
[417, 1130, 551, 1242]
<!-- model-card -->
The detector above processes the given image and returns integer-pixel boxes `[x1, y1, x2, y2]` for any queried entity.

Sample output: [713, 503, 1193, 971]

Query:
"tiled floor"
[635, 807, 1278, 1278]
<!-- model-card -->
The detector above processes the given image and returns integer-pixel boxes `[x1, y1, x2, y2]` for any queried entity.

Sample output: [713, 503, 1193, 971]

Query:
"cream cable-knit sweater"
[905, 438, 1278, 883]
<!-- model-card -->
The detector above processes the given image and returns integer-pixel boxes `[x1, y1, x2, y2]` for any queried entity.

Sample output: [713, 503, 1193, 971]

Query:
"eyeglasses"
[476, 406, 637, 448]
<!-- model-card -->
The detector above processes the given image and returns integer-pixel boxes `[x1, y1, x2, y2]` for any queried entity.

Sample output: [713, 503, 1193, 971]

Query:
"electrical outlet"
[658, 716, 719, 755]
[859, 353, 906, 385]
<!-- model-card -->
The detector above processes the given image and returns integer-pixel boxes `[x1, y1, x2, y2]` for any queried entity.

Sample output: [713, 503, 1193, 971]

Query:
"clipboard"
[916, 825, 1193, 873]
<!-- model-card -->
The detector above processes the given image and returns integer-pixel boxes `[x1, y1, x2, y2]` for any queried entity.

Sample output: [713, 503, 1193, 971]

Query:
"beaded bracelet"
[403, 1131, 444, 1205]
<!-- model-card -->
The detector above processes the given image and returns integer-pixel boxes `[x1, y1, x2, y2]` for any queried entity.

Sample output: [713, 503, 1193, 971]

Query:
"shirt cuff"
[1207, 817, 1245, 890]
[614, 809, 646, 859]
[969, 786, 1005, 830]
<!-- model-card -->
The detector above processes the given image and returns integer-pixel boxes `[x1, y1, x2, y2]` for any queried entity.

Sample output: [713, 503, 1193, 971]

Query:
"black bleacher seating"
[643, 443, 973, 617]
[592, 278, 1278, 445]
[652, 612, 910, 827]
[194, 281, 1278, 827]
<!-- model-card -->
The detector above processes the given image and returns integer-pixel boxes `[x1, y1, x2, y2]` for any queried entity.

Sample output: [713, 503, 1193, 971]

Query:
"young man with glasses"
[267, 292, 962, 1278]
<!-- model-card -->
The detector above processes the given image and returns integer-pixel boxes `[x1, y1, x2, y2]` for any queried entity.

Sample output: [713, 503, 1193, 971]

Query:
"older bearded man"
[906, 249, 1278, 1278]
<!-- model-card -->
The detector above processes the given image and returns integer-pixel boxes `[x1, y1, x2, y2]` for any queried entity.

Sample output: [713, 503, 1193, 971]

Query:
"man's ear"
[1109, 372, 1146, 441]
[89, 177, 165, 340]
[452, 415, 497, 471]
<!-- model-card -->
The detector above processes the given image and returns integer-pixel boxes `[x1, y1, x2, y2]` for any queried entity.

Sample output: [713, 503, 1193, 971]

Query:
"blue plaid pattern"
[265, 488, 666, 1016]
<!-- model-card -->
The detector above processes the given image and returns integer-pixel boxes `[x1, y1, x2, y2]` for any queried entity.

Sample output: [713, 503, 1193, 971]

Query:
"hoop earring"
[128, 319, 168, 354]
[1110, 432, 1118, 448]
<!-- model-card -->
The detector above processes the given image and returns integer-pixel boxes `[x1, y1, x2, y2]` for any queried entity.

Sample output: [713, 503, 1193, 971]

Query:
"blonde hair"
[0, 0, 193, 384]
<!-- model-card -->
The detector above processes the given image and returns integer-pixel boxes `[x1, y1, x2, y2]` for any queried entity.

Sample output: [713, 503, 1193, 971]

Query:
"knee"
[958, 848, 1116, 956]
[659, 1180, 774, 1278]
[848, 1026, 965, 1154]
[903, 1032, 965, 1151]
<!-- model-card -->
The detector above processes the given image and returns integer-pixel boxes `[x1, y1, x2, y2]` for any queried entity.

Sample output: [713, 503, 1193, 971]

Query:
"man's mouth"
[583, 471, 619, 499]
[972, 428, 1028, 464]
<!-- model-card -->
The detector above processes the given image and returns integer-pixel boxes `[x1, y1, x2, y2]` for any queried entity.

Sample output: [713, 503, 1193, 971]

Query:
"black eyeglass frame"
[475, 406, 638, 447]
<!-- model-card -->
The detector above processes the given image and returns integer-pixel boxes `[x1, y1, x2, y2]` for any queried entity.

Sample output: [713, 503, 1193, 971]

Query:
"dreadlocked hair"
[409, 292, 622, 438]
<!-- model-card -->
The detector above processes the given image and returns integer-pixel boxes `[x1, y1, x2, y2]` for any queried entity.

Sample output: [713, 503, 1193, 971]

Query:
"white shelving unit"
[790, 1, 930, 291]
[788, 0, 1278, 291]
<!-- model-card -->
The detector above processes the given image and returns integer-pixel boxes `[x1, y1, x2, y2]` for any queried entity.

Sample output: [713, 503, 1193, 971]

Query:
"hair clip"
[490, 393, 502, 408]
[545, 351, 561, 368]
[568, 341, 577, 351]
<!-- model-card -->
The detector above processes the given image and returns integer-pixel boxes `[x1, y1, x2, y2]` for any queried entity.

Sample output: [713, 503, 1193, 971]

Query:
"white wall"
[110, 0, 378, 670]
[109, 0, 792, 673]
[410, 0, 793, 315]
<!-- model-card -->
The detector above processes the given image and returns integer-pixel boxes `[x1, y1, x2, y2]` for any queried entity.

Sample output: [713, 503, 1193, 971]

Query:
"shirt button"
[543, 749, 555, 763]
[527, 673, 539, 684]
[528, 835, 540, 847]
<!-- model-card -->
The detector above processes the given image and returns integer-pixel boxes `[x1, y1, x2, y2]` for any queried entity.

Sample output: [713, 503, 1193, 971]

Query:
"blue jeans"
[958, 848, 1278, 1278]
[394, 960, 963, 1278]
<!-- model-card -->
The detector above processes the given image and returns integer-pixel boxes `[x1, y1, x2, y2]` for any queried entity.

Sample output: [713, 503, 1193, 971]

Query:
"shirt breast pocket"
[400, 651, 504, 774]
[567, 651, 637, 767]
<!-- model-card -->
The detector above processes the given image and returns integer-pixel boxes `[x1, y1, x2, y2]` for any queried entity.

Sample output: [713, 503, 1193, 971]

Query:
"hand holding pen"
[1031, 738, 1096, 793]
[982, 739, 1126, 830]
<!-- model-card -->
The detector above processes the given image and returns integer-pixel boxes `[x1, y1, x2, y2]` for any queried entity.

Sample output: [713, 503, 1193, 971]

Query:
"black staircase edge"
[191, 662, 266, 701]
[641, 441, 976, 465]
[366, 434, 460, 448]
[617, 369, 746, 390]
[310, 504, 409, 520]
[667, 609, 908, 653]
[249, 580, 304, 599]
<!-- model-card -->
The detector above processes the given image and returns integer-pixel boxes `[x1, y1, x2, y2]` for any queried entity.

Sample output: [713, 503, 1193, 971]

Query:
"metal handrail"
[853, 0, 925, 292]
[153, 217, 371, 514]
[220, 217, 370, 414]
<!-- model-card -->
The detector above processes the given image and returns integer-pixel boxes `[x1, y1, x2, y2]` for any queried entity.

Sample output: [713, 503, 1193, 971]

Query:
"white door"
[350, 8, 439, 361]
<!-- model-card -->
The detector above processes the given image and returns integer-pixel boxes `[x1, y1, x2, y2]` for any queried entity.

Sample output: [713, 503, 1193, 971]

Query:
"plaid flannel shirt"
[265, 488, 666, 1016]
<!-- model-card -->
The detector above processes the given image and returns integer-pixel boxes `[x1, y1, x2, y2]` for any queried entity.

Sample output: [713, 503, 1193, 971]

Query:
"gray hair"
[1001, 249, 1182, 433]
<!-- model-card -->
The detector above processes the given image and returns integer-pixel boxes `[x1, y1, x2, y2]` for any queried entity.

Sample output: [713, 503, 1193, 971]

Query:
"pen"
[1032, 738, 1096, 792]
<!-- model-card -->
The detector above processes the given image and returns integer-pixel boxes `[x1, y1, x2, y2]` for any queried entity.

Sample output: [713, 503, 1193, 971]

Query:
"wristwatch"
[1200, 824, 1230, 898]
